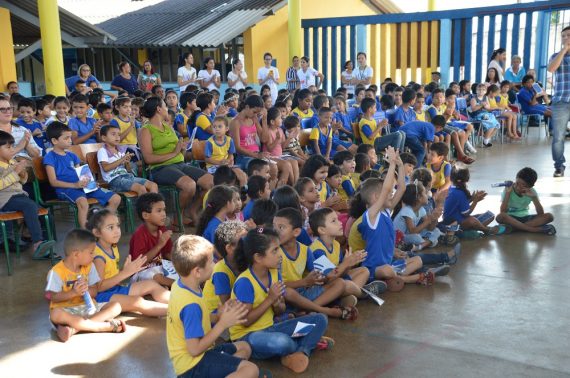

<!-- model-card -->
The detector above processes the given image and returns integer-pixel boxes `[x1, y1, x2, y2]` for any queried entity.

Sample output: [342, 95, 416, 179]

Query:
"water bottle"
[491, 180, 513, 188]
[77, 274, 97, 316]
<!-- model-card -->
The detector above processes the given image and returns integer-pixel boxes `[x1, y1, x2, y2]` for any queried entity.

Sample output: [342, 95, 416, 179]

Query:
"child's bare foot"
[56, 325, 75, 342]
[386, 277, 405, 292]
[281, 352, 309, 373]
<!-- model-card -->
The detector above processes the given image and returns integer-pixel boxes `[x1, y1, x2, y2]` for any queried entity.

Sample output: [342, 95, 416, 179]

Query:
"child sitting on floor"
[197, 185, 236, 246]
[45, 229, 125, 342]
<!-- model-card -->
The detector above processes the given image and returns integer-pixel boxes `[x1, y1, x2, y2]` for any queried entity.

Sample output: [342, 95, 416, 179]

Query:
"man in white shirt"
[257, 52, 280, 104]
[355, 52, 373, 89]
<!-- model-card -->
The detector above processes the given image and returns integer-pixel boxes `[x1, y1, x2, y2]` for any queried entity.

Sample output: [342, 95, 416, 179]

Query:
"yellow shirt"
[427, 161, 452, 190]
[196, 113, 212, 131]
[317, 181, 329, 203]
[338, 174, 355, 201]
[351, 172, 361, 190]
[358, 117, 379, 145]
[203, 259, 239, 313]
[279, 242, 313, 283]
[489, 94, 509, 110]
[113, 116, 138, 145]
[230, 268, 279, 340]
[415, 110, 426, 122]
[291, 107, 314, 119]
[427, 104, 446, 122]
[46, 261, 98, 309]
[205, 135, 234, 168]
[348, 217, 366, 252]
[310, 238, 342, 266]
[93, 243, 120, 280]
[167, 280, 212, 375]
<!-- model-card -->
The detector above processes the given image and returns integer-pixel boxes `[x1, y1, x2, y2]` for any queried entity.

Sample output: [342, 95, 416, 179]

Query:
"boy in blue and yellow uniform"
[109, 97, 140, 155]
[204, 116, 247, 184]
[332, 150, 357, 201]
[167, 234, 259, 377]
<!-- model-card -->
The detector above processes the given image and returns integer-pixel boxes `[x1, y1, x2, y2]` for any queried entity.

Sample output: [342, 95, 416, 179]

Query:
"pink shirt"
[238, 121, 260, 153]
[263, 127, 284, 157]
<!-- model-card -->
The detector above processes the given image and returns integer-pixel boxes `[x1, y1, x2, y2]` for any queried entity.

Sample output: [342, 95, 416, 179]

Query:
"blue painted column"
[439, 19, 452, 87]
[534, 11, 550, 85]
[356, 24, 367, 55]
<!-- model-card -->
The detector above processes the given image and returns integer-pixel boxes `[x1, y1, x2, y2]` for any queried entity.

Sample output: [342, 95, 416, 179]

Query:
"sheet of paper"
[292, 321, 315, 338]
[313, 255, 336, 275]
[361, 287, 385, 307]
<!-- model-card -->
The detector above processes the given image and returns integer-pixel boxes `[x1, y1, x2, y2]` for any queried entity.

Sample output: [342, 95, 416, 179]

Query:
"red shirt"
[129, 224, 173, 265]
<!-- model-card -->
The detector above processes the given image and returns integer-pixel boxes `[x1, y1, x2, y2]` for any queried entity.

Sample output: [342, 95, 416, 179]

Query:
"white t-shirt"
[257, 66, 280, 104]
[341, 70, 355, 95]
[393, 205, 426, 235]
[355, 66, 374, 88]
[227, 71, 248, 90]
[488, 60, 504, 82]
[198, 69, 221, 91]
[97, 147, 129, 183]
[177, 66, 197, 92]
[297, 67, 320, 89]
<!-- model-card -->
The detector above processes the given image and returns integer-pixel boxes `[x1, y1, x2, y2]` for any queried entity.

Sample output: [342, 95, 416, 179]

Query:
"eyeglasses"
[0, 107, 13, 113]
[264, 58, 272, 61]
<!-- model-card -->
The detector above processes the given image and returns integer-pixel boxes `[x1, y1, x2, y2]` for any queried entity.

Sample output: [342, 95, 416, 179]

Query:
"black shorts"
[150, 162, 206, 186]
[178, 343, 241, 378]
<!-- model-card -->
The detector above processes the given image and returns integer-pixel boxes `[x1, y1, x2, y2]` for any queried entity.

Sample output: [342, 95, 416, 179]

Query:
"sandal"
[416, 271, 435, 286]
[32, 240, 56, 260]
[258, 368, 273, 378]
[491, 224, 512, 235]
[316, 336, 335, 351]
[107, 319, 127, 333]
[336, 305, 358, 321]
[459, 155, 475, 164]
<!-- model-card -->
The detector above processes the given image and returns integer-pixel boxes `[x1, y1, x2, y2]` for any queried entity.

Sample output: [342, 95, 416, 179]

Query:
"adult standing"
[198, 57, 221, 91]
[177, 52, 198, 93]
[138, 60, 161, 92]
[504, 55, 526, 86]
[341, 60, 355, 98]
[547, 26, 570, 177]
[227, 59, 248, 91]
[297, 56, 324, 90]
[257, 52, 280, 104]
[0, 98, 41, 160]
[111, 62, 139, 96]
[138, 97, 213, 224]
[488, 48, 507, 82]
[286, 56, 300, 92]
[354, 52, 373, 88]
[65, 64, 101, 95]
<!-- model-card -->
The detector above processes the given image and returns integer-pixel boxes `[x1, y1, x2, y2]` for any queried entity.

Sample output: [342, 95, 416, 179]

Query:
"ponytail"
[196, 185, 234, 236]
[234, 227, 280, 272]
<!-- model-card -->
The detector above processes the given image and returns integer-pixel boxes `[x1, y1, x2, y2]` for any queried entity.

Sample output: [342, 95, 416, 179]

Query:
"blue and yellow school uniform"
[167, 280, 212, 376]
[204, 135, 236, 168]
[339, 174, 356, 201]
[358, 117, 379, 145]
[427, 161, 452, 191]
[93, 243, 131, 302]
[203, 259, 239, 313]
[358, 209, 395, 280]
[309, 125, 333, 157]
[351, 172, 361, 190]
[415, 110, 427, 122]
[109, 116, 140, 146]
[348, 216, 366, 252]
[46, 261, 99, 310]
[316, 181, 331, 203]
[426, 104, 446, 122]
[230, 268, 280, 340]
[279, 242, 315, 283]
[242, 199, 255, 221]
[194, 112, 215, 141]
[291, 107, 314, 120]
[174, 111, 190, 138]
[311, 238, 343, 268]
[203, 217, 223, 245]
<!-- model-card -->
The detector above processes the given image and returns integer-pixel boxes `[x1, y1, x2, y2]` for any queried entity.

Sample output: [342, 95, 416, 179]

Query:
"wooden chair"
[32, 157, 98, 228]
[190, 139, 207, 165]
[299, 129, 312, 148]
[85, 152, 138, 233]
[0, 208, 55, 275]
[68, 143, 103, 163]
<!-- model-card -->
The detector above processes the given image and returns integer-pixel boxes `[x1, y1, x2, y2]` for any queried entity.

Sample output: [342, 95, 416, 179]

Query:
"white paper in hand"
[361, 287, 385, 307]
[313, 255, 336, 275]
[292, 321, 315, 338]
[75, 164, 97, 193]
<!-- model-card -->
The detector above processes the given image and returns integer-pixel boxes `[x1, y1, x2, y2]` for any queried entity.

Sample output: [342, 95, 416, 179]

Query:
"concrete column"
[38, 0, 66, 95]
[288, 0, 301, 61]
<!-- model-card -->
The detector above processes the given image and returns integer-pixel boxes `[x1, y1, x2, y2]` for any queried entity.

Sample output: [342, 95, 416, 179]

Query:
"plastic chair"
[516, 93, 548, 138]
[0, 208, 55, 275]
[300, 118, 312, 130]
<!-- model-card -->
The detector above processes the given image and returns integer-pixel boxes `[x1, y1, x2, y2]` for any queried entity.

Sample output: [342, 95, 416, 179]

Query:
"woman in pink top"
[229, 95, 278, 186]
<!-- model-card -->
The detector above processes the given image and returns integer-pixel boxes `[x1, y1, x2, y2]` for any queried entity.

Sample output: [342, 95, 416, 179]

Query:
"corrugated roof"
[3, 0, 115, 46]
[96, 0, 285, 47]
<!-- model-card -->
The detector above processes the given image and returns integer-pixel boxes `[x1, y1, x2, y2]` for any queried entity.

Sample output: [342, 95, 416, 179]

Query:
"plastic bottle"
[491, 180, 513, 188]
[77, 274, 97, 316]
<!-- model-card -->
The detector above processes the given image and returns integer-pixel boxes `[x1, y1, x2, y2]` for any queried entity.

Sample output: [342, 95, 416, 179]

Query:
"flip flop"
[316, 336, 335, 351]
[32, 240, 57, 260]
[258, 368, 273, 378]
[459, 155, 475, 164]
[494, 224, 512, 235]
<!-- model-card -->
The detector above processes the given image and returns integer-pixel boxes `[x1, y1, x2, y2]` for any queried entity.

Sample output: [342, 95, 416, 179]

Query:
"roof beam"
[15, 39, 41, 63]
[0, 0, 87, 47]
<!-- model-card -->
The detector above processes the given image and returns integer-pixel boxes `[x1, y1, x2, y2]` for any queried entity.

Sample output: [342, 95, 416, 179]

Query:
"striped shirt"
[549, 52, 570, 103]
[286, 66, 300, 92]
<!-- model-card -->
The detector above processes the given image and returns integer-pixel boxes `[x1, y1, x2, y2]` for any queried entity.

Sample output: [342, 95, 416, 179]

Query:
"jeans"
[242, 313, 328, 360]
[1, 194, 42, 242]
[408, 251, 448, 265]
[404, 135, 426, 167]
[551, 101, 570, 169]
[374, 131, 406, 154]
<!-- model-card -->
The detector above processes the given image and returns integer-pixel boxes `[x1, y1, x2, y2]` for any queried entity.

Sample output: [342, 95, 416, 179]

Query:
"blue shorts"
[333, 136, 352, 150]
[449, 121, 469, 130]
[365, 260, 405, 283]
[178, 343, 241, 378]
[56, 187, 116, 206]
[95, 284, 131, 302]
[296, 285, 324, 301]
[108, 174, 148, 193]
[235, 155, 255, 171]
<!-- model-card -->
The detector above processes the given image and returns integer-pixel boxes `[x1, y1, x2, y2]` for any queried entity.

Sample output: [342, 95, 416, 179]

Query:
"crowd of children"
[0, 59, 559, 377]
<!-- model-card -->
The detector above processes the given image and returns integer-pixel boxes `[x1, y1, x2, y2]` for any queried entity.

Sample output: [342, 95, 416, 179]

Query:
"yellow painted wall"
[0, 8, 17, 92]
[244, 0, 379, 80]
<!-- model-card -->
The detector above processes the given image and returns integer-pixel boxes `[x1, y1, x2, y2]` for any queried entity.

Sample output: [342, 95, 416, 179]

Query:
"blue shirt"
[43, 151, 80, 184]
[297, 228, 312, 246]
[443, 186, 471, 224]
[517, 87, 535, 113]
[65, 75, 100, 90]
[111, 74, 138, 95]
[15, 119, 44, 149]
[227, 108, 238, 118]
[68, 117, 98, 144]
[393, 106, 416, 126]
[504, 66, 526, 83]
[203, 217, 223, 244]
[399, 121, 435, 142]
[243, 200, 255, 221]
[358, 209, 395, 269]
[549, 52, 570, 103]
[334, 112, 353, 138]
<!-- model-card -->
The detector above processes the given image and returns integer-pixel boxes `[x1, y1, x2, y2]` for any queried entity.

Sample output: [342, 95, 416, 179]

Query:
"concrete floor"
[1, 132, 569, 377]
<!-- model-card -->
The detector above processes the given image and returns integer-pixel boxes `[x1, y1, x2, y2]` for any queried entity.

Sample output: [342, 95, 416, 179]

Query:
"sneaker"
[465, 141, 477, 154]
[363, 280, 388, 297]
[554, 167, 565, 177]
[340, 294, 358, 307]
[482, 142, 493, 148]
[428, 265, 450, 277]
[540, 224, 557, 236]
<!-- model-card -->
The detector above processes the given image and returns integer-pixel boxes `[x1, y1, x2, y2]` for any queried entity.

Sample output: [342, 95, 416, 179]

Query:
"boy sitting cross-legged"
[45, 229, 125, 342]
[43, 122, 121, 228]
[167, 234, 259, 378]
[273, 208, 358, 320]
[309, 207, 387, 298]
